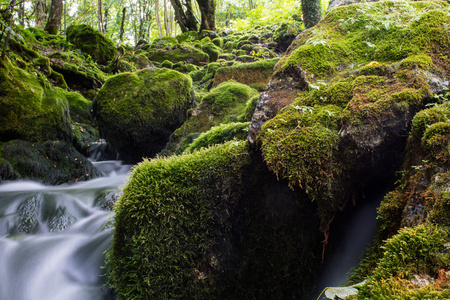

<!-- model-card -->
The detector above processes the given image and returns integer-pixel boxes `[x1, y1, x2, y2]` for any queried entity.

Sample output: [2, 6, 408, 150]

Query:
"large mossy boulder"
[109, 141, 323, 299]
[66, 24, 117, 65]
[0, 59, 72, 143]
[250, 0, 450, 227]
[0, 140, 100, 184]
[93, 68, 193, 162]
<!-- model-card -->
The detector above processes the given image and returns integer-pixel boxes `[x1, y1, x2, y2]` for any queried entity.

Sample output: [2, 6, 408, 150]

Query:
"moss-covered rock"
[201, 42, 222, 62]
[213, 58, 280, 91]
[183, 122, 250, 154]
[146, 42, 209, 66]
[66, 24, 117, 65]
[0, 59, 72, 143]
[0, 139, 100, 184]
[93, 68, 193, 162]
[163, 81, 258, 154]
[246, 1, 450, 282]
[109, 141, 324, 299]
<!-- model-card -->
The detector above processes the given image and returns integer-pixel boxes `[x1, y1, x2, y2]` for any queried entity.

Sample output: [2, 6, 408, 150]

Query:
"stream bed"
[0, 161, 131, 300]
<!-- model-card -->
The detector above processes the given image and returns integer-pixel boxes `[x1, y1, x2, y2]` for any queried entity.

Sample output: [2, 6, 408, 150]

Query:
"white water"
[0, 160, 132, 300]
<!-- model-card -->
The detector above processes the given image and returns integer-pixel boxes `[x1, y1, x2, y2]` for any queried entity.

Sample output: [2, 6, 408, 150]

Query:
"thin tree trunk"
[45, 0, 63, 34]
[164, 0, 169, 36]
[104, 8, 108, 32]
[155, 0, 163, 38]
[19, 1, 24, 27]
[169, 6, 173, 36]
[119, 7, 126, 44]
[98, 0, 104, 33]
[64, 0, 66, 33]
[2, 0, 16, 60]
[301, 0, 321, 28]
[35, 0, 46, 26]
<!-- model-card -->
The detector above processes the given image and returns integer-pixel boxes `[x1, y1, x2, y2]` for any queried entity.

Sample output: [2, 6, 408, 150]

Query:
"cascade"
[0, 159, 131, 300]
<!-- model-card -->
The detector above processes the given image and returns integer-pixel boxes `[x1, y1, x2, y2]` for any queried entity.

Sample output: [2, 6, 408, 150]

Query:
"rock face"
[66, 24, 117, 65]
[0, 140, 100, 185]
[250, 0, 450, 227]
[93, 67, 193, 162]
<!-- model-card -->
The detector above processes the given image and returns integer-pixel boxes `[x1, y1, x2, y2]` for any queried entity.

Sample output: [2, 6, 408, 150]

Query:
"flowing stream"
[0, 160, 131, 300]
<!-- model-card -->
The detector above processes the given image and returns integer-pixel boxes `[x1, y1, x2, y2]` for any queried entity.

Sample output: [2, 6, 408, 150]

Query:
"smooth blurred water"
[0, 160, 132, 300]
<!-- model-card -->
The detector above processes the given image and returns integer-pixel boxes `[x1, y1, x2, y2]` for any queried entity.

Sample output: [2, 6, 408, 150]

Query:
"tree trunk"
[44, 0, 63, 34]
[98, 0, 104, 33]
[301, 0, 321, 29]
[249, 0, 254, 10]
[169, 0, 197, 32]
[196, 0, 215, 32]
[155, 0, 163, 37]
[104, 8, 108, 32]
[34, 0, 46, 26]
[119, 7, 126, 44]
[2, 0, 16, 60]
[19, 1, 24, 27]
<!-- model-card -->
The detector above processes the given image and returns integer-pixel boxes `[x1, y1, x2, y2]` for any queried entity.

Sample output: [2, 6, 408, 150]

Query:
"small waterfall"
[0, 159, 132, 300]
[311, 188, 386, 299]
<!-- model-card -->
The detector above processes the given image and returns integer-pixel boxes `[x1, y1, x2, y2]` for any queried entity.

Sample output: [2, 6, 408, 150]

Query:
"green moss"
[421, 122, 450, 160]
[391, 88, 425, 107]
[202, 80, 259, 114]
[147, 44, 209, 65]
[108, 141, 251, 299]
[201, 42, 222, 62]
[94, 67, 193, 161]
[356, 224, 450, 299]
[278, 0, 450, 79]
[239, 94, 259, 122]
[176, 31, 198, 43]
[66, 24, 117, 65]
[410, 105, 450, 139]
[399, 54, 434, 70]
[212, 37, 224, 48]
[184, 122, 250, 154]
[213, 58, 280, 91]
[164, 81, 258, 154]
[161, 60, 174, 69]
[0, 59, 71, 143]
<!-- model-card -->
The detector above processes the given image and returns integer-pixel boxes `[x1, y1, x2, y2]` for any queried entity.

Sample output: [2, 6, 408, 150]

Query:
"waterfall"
[311, 188, 386, 300]
[0, 160, 131, 300]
